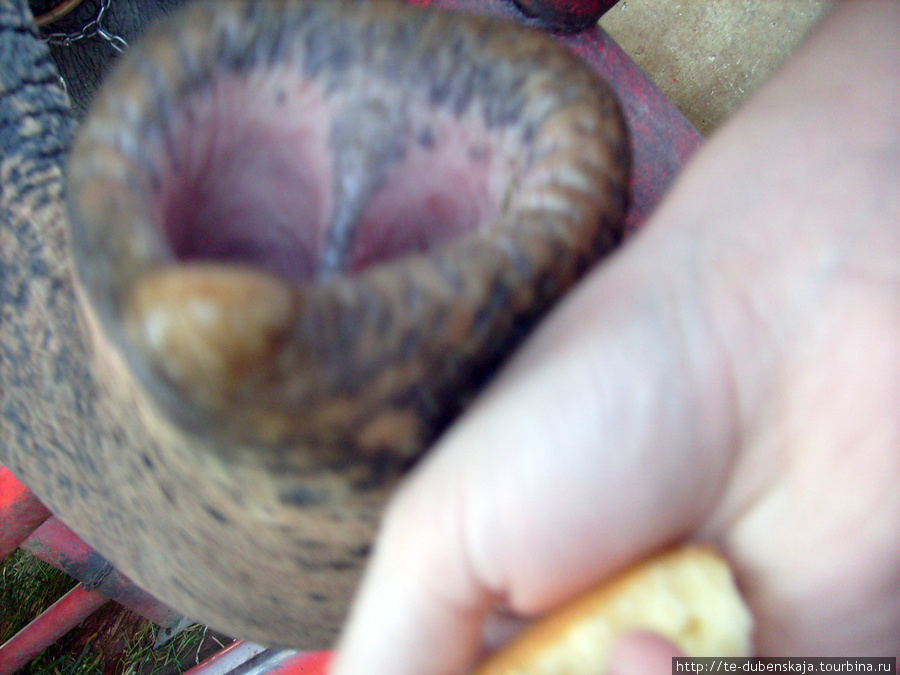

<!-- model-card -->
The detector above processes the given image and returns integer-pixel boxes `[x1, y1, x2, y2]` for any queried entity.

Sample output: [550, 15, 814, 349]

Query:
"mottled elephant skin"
[0, 0, 629, 648]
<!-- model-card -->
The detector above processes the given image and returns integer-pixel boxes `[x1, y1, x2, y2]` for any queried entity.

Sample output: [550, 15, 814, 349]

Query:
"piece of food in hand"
[474, 545, 753, 675]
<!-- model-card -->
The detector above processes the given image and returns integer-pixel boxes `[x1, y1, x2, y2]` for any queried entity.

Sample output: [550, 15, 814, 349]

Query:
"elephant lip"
[65, 0, 629, 457]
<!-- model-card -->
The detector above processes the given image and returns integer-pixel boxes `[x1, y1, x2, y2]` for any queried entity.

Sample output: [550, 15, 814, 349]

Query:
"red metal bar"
[21, 517, 187, 629]
[269, 652, 333, 675]
[185, 648, 332, 675]
[0, 466, 52, 560]
[183, 641, 266, 675]
[0, 584, 110, 675]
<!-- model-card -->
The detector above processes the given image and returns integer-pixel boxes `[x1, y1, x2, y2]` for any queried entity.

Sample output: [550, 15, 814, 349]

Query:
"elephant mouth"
[157, 71, 522, 284]
[66, 0, 629, 461]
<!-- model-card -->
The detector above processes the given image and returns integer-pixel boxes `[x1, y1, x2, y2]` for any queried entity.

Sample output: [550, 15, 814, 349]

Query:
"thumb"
[332, 217, 739, 675]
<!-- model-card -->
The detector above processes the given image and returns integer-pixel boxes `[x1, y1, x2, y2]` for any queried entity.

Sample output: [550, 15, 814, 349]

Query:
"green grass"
[0, 550, 231, 675]
[25, 644, 105, 675]
[0, 549, 78, 643]
[118, 623, 227, 675]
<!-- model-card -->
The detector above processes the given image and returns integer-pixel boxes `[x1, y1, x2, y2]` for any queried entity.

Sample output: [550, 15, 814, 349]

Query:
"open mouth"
[66, 0, 629, 461]
[157, 68, 525, 283]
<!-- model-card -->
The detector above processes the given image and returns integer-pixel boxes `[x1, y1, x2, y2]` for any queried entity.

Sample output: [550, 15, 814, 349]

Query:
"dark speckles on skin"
[275, 89, 287, 106]
[309, 592, 327, 603]
[160, 483, 176, 505]
[384, 136, 407, 167]
[52, 341, 90, 388]
[394, 329, 419, 364]
[239, 0, 261, 25]
[279, 485, 327, 507]
[9, 280, 28, 308]
[373, 302, 393, 337]
[350, 544, 372, 559]
[326, 559, 356, 572]
[214, 15, 259, 76]
[427, 76, 452, 109]
[172, 18, 211, 91]
[450, 77, 476, 118]
[468, 144, 489, 163]
[350, 452, 404, 492]
[302, 24, 352, 80]
[328, 42, 354, 73]
[146, 170, 162, 195]
[472, 276, 513, 345]
[206, 505, 229, 524]
[43, 276, 66, 310]
[293, 556, 317, 572]
[521, 123, 536, 144]
[483, 89, 526, 129]
[416, 126, 435, 149]
[261, 6, 295, 68]
[30, 185, 53, 211]
[1, 326, 32, 390]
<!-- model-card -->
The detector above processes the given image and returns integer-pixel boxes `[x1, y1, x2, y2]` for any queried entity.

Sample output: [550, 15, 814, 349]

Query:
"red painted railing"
[0, 466, 51, 560]
[0, 466, 333, 675]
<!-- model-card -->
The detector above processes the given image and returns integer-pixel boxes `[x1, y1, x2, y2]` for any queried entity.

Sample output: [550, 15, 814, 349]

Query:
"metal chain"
[40, 0, 128, 53]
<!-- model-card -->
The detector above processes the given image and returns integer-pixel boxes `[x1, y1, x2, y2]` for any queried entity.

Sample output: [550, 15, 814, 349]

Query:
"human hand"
[334, 2, 900, 672]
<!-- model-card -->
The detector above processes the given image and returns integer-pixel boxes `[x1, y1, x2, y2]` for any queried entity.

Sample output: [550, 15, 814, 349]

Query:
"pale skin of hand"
[333, 1, 900, 672]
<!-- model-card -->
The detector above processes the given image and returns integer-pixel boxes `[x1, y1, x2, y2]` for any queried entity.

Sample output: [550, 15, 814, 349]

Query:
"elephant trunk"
[1, 0, 629, 648]
[67, 0, 629, 467]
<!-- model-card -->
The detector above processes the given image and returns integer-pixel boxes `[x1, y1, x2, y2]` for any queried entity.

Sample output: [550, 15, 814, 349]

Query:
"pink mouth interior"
[157, 76, 522, 283]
